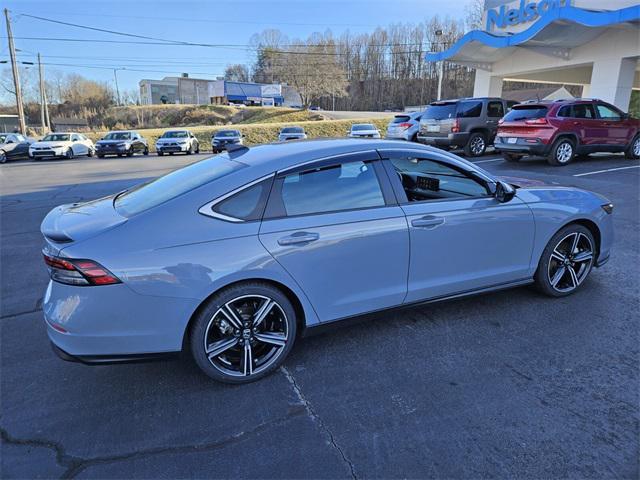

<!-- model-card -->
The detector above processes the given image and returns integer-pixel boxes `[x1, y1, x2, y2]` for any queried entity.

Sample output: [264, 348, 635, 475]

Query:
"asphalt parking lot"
[1, 150, 638, 479]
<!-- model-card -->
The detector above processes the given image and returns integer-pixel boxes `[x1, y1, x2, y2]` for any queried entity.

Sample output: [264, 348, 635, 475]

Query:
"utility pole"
[435, 30, 444, 101]
[38, 53, 47, 133]
[4, 9, 26, 134]
[113, 68, 121, 106]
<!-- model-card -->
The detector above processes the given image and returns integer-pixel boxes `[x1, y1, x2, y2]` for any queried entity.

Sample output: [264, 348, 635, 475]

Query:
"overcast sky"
[3, 0, 474, 94]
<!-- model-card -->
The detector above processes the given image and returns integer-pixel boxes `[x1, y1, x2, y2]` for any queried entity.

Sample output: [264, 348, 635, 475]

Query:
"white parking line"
[573, 165, 640, 177]
[473, 158, 503, 164]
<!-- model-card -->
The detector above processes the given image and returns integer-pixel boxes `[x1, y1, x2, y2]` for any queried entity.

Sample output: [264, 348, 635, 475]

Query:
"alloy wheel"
[470, 136, 485, 155]
[547, 232, 594, 293]
[203, 295, 289, 378]
[633, 137, 640, 157]
[0, 151, 6, 164]
[556, 142, 573, 163]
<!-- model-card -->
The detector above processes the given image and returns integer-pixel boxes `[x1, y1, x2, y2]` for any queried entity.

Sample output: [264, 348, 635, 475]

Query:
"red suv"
[495, 99, 640, 166]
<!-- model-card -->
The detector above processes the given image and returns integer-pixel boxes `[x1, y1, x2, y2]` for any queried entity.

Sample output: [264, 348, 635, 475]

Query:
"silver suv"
[385, 111, 422, 141]
[417, 98, 516, 157]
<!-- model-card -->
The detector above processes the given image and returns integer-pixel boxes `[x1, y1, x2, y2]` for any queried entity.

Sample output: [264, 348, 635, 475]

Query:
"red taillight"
[398, 122, 412, 129]
[451, 119, 460, 133]
[43, 254, 121, 286]
[525, 117, 548, 125]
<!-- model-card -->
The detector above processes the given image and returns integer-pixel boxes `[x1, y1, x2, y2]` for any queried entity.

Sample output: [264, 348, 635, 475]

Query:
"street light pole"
[4, 8, 26, 134]
[38, 53, 47, 134]
[435, 29, 444, 101]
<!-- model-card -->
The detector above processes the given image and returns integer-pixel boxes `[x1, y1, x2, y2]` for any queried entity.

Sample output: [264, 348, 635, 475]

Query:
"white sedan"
[29, 132, 95, 160]
[348, 123, 381, 139]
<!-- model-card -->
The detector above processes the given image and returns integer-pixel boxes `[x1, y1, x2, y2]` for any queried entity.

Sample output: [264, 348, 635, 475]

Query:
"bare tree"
[224, 64, 250, 82]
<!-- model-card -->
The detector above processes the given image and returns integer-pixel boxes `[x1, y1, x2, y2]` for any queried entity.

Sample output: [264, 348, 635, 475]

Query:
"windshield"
[42, 134, 70, 142]
[281, 127, 303, 133]
[422, 103, 457, 120]
[115, 155, 246, 217]
[104, 132, 132, 140]
[215, 130, 240, 138]
[503, 105, 548, 122]
[352, 124, 376, 131]
[161, 131, 189, 139]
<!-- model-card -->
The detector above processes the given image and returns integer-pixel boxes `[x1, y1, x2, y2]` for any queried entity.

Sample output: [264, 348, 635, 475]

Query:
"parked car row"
[392, 96, 639, 166]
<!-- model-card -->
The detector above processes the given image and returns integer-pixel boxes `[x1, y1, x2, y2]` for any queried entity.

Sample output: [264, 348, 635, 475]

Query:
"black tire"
[143, 147, 149, 156]
[157, 151, 164, 156]
[0, 150, 6, 164]
[547, 137, 575, 166]
[126, 147, 134, 157]
[190, 282, 297, 384]
[464, 132, 487, 157]
[186, 145, 192, 155]
[169, 152, 174, 156]
[625, 134, 640, 160]
[534, 224, 596, 297]
[502, 152, 522, 162]
[87, 148, 94, 157]
[97, 154, 104, 159]
[65, 148, 74, 160]
[195, 144, 200, 154]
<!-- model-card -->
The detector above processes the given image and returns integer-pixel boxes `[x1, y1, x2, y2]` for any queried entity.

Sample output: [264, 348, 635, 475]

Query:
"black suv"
[417, 97, 516, 157]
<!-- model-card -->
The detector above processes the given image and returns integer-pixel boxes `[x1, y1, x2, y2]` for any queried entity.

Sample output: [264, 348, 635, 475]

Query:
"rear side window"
[212, 178, 272, 221]
[115, 155, 245, 217]
[558, 105, 571, 117]
[274, 161, 385, 217]
[573, 104, 596, 119]
[457, 101, 483, 118]
[503, 106, 548, 122]
[487, 101, 504, 118]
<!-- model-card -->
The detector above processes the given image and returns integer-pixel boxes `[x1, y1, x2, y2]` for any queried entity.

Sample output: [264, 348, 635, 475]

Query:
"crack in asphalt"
[281, 366, 358, 480]
[0, 306, 43, 320]
[1, 408, 306, 479]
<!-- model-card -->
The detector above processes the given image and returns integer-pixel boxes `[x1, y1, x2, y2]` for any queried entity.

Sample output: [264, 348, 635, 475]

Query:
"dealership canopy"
[427, 0, 640, 110]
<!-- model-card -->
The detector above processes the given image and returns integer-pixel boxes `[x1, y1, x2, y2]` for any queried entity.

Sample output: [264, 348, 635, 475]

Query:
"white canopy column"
[589, 57, 638, 110]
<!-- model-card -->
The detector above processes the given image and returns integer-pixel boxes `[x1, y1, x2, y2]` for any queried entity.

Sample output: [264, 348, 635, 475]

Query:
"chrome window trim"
[277, 150, 379, 175]
[198, 173, 275, 223]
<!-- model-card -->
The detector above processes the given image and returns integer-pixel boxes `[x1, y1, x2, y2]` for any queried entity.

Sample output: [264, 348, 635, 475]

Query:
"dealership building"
[428, 0, 640, 110]
[139, 75, 301, 106]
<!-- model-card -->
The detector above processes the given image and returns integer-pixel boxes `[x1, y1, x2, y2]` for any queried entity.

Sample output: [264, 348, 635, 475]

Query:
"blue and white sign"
[486, 0, 570, 31]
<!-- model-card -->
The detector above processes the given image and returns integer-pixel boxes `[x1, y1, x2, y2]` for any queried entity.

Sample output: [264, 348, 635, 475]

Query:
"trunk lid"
[41, 196, 127, 249]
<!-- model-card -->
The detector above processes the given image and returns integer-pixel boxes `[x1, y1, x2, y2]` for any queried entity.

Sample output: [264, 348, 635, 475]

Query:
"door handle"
[277, 231, 319, 246]
[411, 216, 445, 229]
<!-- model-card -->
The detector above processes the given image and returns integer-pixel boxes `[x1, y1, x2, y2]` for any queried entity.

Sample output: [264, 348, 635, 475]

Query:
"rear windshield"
[114, 155, 245, 217]
[503, 105, 548, 122]
[281, 127, 303, 133]
[215, 130, 240, 138]
[391, 115, 411, 124]
[422, 103, 457, 120]
[352, 124, 376, 131]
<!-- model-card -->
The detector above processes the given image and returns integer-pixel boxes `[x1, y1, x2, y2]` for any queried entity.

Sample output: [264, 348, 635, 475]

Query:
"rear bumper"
[43, 280, 198, 357]
[417, 132, 469, 147]
[494, 136, 551, 156]
[51, 342, 178, 365]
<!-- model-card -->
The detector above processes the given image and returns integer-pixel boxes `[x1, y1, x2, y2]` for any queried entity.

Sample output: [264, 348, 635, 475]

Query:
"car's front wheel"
[65, 148, 74, 160]
[190, 282, 297, 383]
[0, 150, 6, 164]
[535, 224, 595, 297]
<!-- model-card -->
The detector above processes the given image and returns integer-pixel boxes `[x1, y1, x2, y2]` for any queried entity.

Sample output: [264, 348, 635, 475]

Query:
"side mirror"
[495, 181, 516, 203]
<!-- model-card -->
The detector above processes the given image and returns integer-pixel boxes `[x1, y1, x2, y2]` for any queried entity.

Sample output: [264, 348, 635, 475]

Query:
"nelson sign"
[486, 0, 570, 31]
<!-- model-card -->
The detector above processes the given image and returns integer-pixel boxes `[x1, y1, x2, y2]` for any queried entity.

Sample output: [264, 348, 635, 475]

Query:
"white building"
[428, 0, 640, 110]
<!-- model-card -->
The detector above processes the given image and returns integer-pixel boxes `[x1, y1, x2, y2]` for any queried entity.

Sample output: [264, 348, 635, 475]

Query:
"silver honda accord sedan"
[41, 139, 613, 383]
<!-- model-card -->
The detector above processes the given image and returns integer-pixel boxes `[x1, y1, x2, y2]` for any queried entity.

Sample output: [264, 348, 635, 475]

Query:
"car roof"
[221, 138, 445, 172]
[107, 130, 134, 133]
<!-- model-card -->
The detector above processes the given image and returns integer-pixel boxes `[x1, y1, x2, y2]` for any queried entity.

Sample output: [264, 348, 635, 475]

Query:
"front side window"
[595, 104, 622, 120]
[389, 156, 489, 202]
[71, 134, 80, 141]
[276, 161, 385, 217]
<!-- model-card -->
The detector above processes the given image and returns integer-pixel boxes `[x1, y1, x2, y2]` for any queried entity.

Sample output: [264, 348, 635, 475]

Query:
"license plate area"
[426, 125, 440, 133]
[507, 137, 518, 144]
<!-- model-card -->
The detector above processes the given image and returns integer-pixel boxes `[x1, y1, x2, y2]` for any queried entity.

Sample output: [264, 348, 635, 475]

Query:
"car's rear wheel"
[502, 152, 522, 162]
[190, 282, 297, 384]
[625, 134, 640, 159]
[0, 150, 6, 164]
[534, 224, 595, 297]
[547, 138, 575, 166]
[464, 132, 487, 157]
